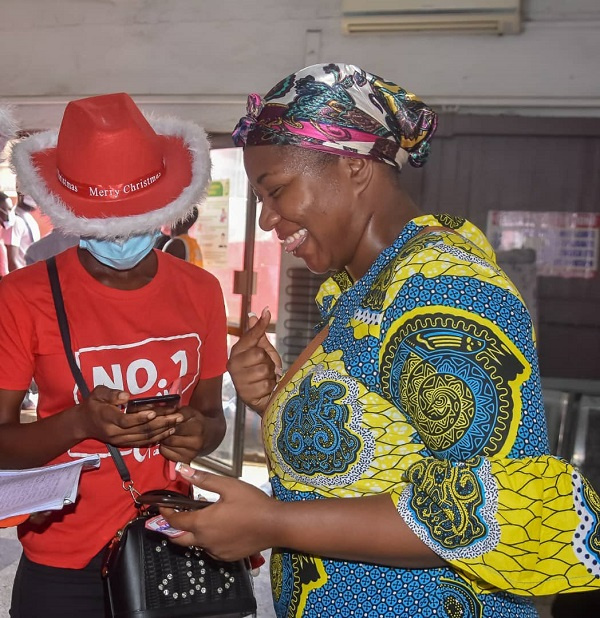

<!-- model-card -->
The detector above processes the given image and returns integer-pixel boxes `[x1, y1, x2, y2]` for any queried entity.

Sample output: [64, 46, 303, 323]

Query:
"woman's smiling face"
[244, 145, 369, 275]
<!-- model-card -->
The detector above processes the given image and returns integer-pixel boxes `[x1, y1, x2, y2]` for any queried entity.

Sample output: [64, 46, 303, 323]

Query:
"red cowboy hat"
[11, 93, 210, 238]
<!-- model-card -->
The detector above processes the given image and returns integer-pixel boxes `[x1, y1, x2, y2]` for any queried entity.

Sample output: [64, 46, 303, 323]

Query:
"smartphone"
[124, 393, 181, 414]
[137, 490, 213, 511]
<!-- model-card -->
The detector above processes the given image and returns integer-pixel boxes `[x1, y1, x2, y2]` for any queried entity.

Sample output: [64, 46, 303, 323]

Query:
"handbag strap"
[46, 256, 133, 487]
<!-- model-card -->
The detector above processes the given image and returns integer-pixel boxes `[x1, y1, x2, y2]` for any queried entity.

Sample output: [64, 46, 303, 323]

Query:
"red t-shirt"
[0, 248, 228, 567]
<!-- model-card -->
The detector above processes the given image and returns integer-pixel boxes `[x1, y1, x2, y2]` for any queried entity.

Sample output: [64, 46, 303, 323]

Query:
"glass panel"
[541, 388, 572, 457]
[196, 147, 282, 470]
[572, 396, 600, 493]
[252, 207, 281, 324]
[197, 148, 249, 330]
[209, 349, 239, 467]
[243, 208, 281, 463]
[195, 148, 248, 472]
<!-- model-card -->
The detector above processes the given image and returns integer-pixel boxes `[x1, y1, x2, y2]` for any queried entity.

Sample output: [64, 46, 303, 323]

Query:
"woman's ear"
[343, 157, 374, 196]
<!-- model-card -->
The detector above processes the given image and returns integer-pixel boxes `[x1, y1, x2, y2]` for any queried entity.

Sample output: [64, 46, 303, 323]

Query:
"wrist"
[196, 412, 227, 456]
[66, 403, 89, 443]
[250, 399, 268, 416]
[267, 499, 293, 549]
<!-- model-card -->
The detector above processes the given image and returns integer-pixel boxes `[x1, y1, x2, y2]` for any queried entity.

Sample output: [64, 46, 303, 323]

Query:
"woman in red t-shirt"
[0, 94, 228, 617]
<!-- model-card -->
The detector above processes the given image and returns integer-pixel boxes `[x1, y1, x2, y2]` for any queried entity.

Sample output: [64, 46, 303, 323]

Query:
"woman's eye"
[254, 185, 282, 204]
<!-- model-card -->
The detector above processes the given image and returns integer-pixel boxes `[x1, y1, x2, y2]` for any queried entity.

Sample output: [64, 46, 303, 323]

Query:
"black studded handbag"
[101, 501, 257, 618]
[47, 257, 257, 617]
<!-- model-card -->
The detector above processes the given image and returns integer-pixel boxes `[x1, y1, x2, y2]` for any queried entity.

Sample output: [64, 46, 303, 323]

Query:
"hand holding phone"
[124, 393, 181, 414]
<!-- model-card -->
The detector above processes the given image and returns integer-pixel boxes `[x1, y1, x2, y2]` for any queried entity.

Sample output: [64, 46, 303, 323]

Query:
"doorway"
[196, 146, 280, 477]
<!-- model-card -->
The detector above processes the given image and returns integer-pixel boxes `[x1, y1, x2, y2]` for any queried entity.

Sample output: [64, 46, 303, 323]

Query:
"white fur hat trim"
[11, 114, 211, 239]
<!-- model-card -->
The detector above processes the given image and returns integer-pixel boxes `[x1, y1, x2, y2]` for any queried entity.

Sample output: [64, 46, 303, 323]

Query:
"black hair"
[285, 146, 404, 188]
[285, 146, 338, 171]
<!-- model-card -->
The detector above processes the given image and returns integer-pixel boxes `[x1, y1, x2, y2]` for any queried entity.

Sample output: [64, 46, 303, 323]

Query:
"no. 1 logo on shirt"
[73, 333, 202, 402]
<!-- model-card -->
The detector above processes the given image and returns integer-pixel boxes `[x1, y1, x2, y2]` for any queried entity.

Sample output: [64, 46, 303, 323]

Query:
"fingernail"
[175, 462, 195, 478]
[248, 312, 257, 318]
[262, 306, 270, 316]
[275, 367, 283, 377]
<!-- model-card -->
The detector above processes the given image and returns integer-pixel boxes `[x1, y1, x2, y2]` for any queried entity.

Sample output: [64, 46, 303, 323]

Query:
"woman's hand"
[163, 465, 445, 570]
[159, 404, 207, 463]
[162, 465, 277, 561]
[227, 307, 282, 415]
[159, 376, 226, 463]
[77, 385, 183, 446]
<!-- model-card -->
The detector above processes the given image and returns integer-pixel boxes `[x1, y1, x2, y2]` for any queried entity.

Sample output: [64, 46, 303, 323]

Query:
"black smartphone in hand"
[137, 490, 213, 511]
[124, 393, 181, 414]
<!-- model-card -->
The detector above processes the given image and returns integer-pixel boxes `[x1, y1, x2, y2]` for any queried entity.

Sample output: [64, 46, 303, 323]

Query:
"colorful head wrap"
[232, 63, 437, 169]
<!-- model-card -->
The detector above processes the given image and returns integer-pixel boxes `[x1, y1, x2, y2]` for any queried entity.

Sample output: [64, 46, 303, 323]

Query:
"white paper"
[0, 455, 100, 519]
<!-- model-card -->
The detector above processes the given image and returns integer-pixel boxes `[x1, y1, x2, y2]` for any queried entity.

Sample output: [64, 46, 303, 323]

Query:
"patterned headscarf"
[232, 63, 437, 169]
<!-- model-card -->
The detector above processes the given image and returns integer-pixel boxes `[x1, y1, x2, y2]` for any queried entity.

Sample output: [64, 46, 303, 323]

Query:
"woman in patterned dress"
[165, 63, 600, 618]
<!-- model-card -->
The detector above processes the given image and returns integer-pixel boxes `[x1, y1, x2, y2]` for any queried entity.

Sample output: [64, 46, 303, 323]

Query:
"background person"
[153, 225, 172, 250]
[0, 106, 17, 278]
[15, 186, 41, 255]
[163, 205, 204, 267]
[0, 231, 6, 276]
[165, 63, 600, 618]
[1, 92, 226, 617]
[0, 191, 28, 271]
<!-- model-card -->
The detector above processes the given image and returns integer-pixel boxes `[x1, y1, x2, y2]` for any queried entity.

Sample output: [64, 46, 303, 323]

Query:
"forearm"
[0, 405, 85, 469]
[244, 400, 267, 417]
[269, 493, 444, 569]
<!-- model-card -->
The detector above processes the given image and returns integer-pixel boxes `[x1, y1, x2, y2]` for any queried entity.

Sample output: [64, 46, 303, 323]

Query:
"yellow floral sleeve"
[395, 455, 600, 595]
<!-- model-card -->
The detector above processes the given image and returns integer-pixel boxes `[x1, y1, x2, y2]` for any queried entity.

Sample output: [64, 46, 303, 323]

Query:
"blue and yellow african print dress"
[263, 215, 600, 618]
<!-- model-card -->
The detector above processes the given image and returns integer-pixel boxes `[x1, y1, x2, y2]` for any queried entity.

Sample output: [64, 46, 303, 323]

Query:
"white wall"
[1, 0, 599, 131]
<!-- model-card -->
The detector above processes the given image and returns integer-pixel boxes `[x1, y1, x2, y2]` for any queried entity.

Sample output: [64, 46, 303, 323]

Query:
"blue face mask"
[79, 231, 160, 270]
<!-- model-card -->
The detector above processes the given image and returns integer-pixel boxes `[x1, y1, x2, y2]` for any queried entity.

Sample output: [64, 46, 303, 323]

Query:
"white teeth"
[282, 228, 307, 246]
